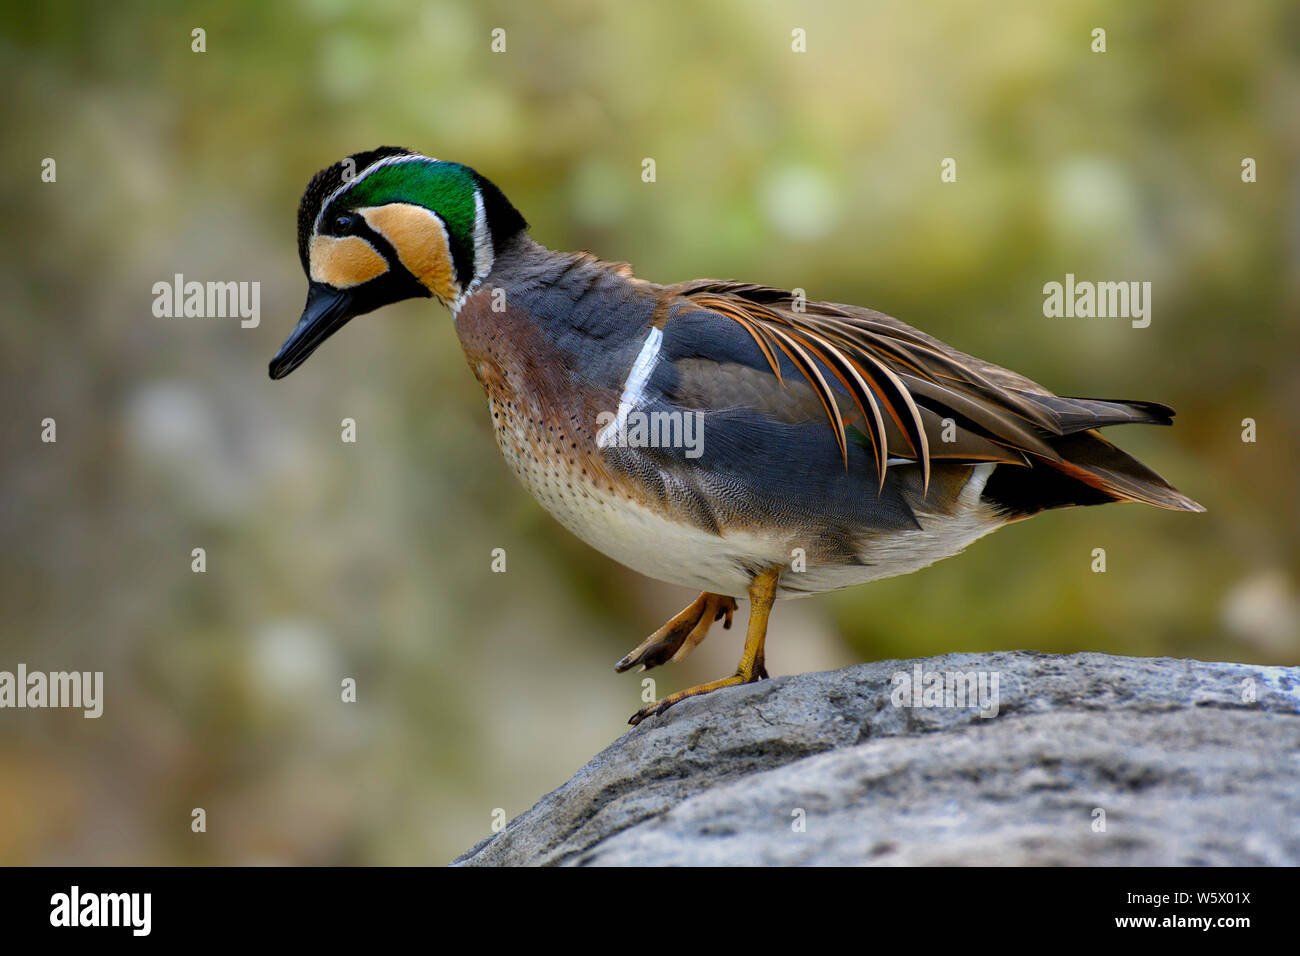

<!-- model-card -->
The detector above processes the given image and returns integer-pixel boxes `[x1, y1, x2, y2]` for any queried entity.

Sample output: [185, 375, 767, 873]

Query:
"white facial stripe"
[597, 327, 663, 448]
[312, 153, 440, 238]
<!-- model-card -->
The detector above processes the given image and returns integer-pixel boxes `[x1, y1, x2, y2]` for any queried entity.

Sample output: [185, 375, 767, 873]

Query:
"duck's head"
[269, 146, 527, 380]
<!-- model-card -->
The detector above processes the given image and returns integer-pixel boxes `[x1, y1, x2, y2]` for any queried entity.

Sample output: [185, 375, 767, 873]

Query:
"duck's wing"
[650, 279, 1202, 513]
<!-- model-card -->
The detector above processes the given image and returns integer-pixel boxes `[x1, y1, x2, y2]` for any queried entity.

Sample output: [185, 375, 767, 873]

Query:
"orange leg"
[628, 567, 781, 726]
[615, 592, 736, 673]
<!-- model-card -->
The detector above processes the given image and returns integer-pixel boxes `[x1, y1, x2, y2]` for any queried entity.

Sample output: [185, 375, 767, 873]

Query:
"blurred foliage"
[0, 0, 1297, 864]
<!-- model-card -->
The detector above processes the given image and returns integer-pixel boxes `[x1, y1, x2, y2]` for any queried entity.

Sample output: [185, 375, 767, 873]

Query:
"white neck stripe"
[452, 188, 496, 315]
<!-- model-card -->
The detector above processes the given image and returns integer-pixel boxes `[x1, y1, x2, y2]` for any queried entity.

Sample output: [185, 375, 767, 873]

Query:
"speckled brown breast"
[452, 295, 690, 542]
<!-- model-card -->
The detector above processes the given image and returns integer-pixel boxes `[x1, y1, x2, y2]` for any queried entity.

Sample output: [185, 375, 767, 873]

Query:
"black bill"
[268, 282, 356, 380]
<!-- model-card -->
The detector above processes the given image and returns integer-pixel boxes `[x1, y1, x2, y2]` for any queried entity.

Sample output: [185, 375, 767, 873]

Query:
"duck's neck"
[463, 234, 661, 348]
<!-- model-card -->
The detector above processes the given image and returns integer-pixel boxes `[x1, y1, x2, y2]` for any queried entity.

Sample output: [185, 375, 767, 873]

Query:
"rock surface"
[453, 652, 1300, 866]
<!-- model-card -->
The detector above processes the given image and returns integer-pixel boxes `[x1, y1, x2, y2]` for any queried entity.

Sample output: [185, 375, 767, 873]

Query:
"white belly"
[492, 396, 1004, 598]
[538, 481, 1003, 599]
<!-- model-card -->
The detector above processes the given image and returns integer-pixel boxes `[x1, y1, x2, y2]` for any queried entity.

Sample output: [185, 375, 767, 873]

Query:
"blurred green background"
[1, 0, 1296, 864]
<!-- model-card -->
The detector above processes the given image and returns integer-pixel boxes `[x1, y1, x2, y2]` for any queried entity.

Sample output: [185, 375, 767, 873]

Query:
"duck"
[269, 146, 1204, 725]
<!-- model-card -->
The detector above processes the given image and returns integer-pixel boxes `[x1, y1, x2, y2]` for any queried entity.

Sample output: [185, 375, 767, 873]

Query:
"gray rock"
[453, 652, 1300, 866]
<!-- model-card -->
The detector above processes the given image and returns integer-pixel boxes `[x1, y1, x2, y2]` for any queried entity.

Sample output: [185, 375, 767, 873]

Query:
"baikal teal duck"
[270, 147, 1204, 725]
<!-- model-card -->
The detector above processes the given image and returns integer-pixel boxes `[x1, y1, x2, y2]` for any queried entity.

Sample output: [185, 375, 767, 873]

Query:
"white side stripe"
[597, 327, 663, 449]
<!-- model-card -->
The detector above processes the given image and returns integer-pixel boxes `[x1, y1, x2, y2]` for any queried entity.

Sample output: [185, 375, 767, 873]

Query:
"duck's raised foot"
[614, 592, 736, 673]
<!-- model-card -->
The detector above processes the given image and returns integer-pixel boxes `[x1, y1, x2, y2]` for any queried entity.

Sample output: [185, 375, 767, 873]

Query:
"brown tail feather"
[985, 429, 1204, 516]
[1031, 395, 1178, 433]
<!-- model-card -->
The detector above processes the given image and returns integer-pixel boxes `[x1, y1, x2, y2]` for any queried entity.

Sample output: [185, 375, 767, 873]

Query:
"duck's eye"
[333, 213, 354, 233]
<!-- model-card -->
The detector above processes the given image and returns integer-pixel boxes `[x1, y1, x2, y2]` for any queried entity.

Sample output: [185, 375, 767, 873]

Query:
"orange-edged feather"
[667, 279, 1201, 513]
